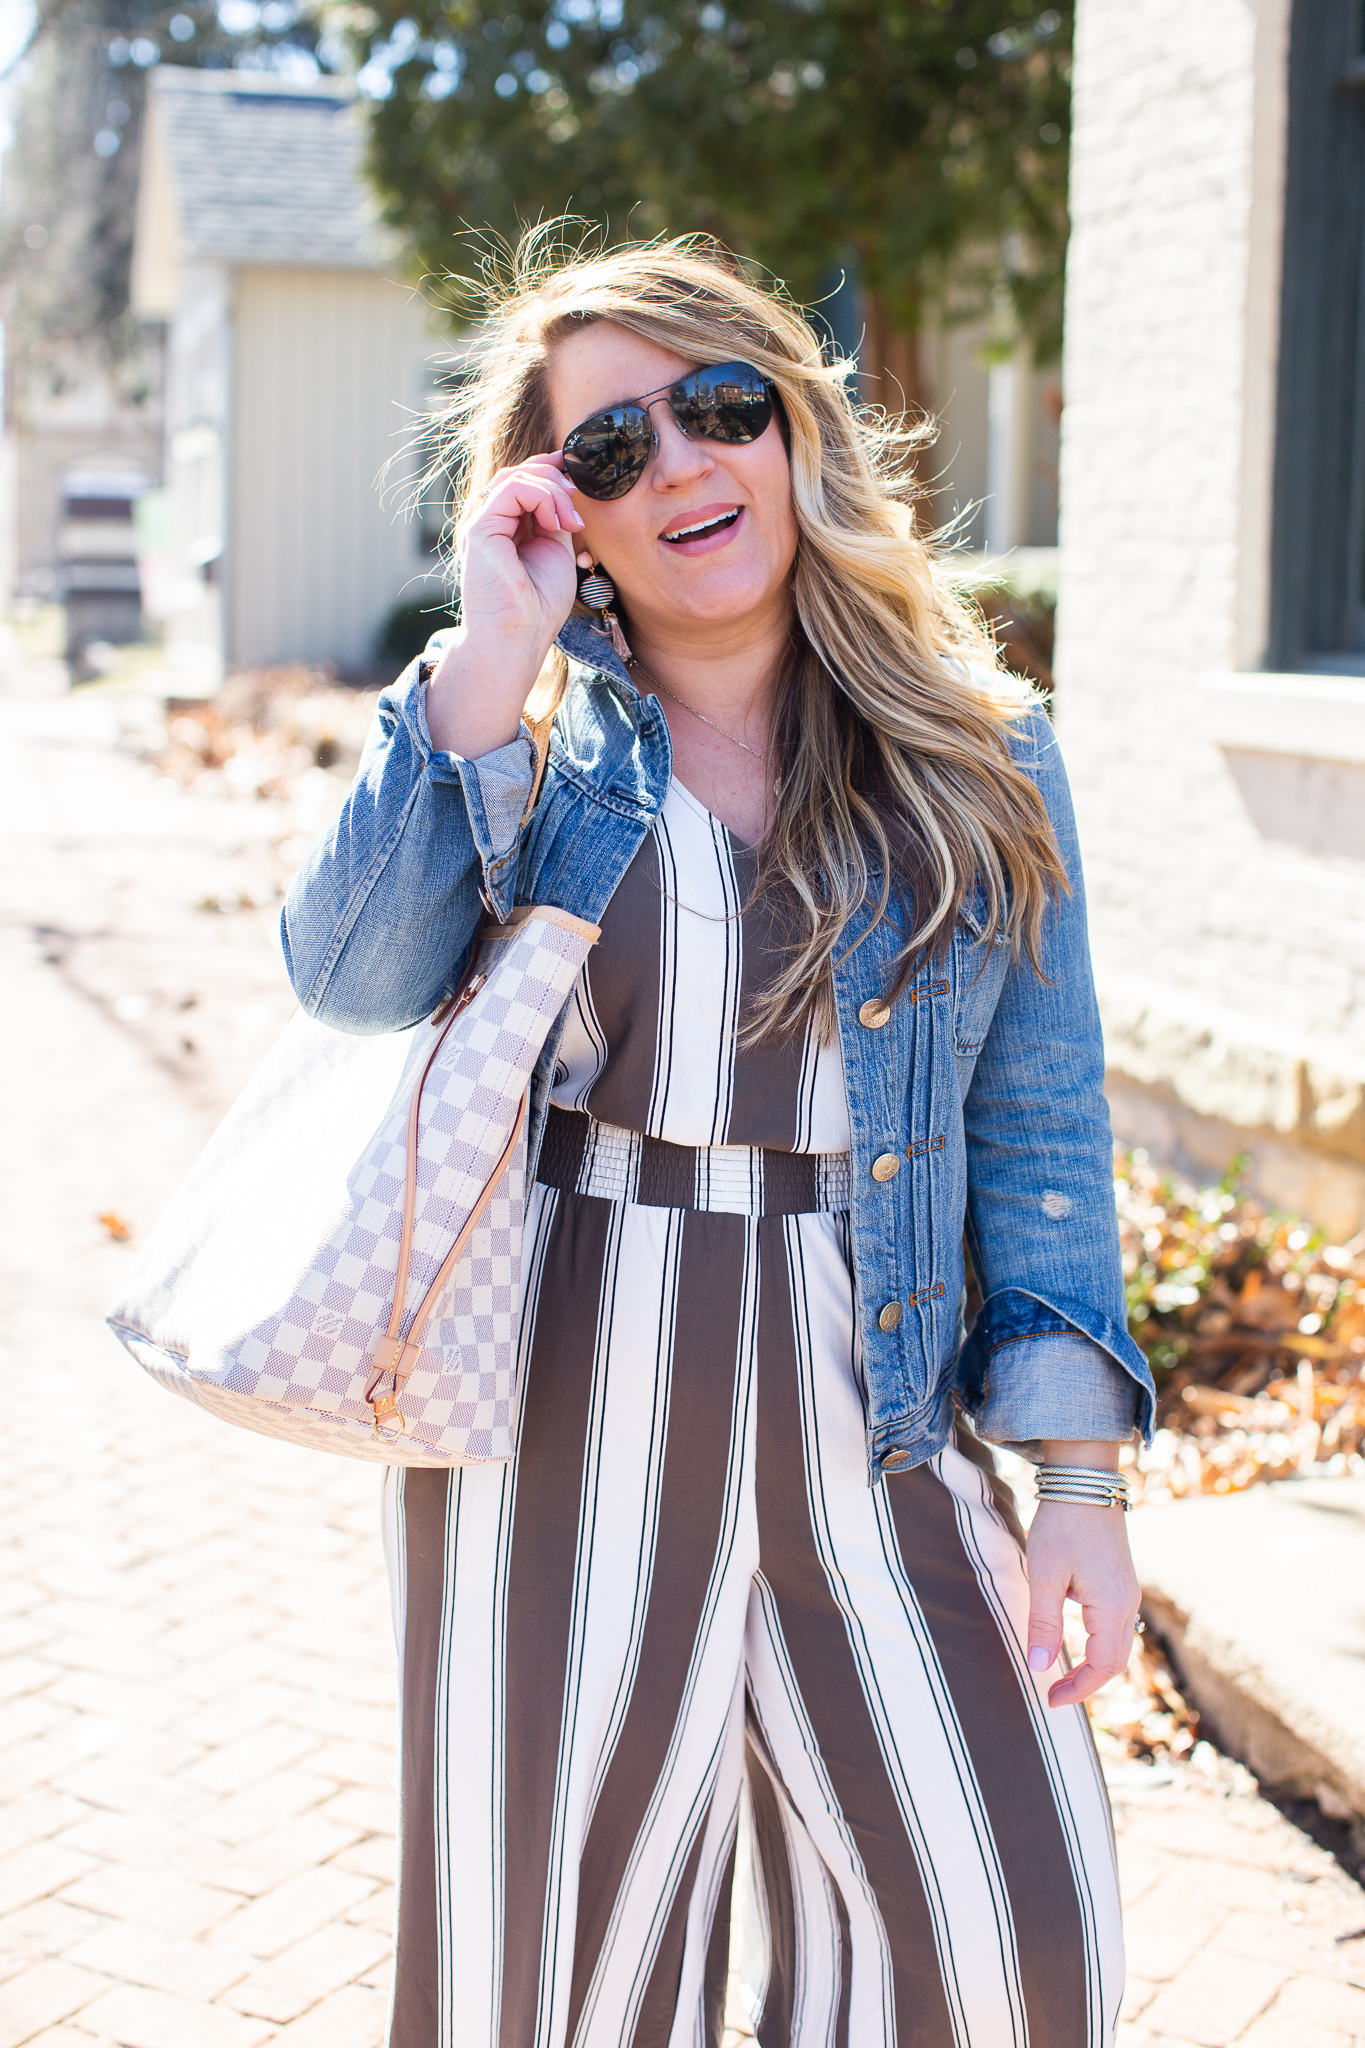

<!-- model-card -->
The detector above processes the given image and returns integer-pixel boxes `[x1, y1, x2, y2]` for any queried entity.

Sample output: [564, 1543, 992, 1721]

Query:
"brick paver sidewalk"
[1, 679, 396, 2048]
[1111, 1760, 1365, 2046]
[2, 1343, 396, 2048]
[4, 676, 1365, 2046]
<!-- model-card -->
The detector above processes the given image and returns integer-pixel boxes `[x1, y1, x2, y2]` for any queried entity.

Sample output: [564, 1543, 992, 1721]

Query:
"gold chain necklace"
[632, 663, 771, 766]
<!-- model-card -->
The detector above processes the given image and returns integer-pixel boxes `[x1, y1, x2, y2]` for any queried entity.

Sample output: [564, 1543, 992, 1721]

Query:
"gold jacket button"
[871, 1152, 900, 1182]
[882, 1449, 912, 1471]
[858, 999, 891, 1029]
[878, 1301, 902, 1331]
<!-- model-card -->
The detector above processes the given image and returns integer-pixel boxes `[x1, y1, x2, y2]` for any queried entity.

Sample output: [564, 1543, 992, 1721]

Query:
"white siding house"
[131, 68, 445, 683]
[0, 349, 162, 659]
[1056, 0, 1365, 1237]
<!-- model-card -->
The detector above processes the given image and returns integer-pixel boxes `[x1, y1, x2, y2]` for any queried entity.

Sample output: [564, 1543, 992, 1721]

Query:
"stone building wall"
[1055, 0, 1365, 1238]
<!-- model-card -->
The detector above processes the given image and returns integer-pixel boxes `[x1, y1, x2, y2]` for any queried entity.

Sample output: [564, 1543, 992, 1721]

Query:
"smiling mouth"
[660, 509, 741, 544]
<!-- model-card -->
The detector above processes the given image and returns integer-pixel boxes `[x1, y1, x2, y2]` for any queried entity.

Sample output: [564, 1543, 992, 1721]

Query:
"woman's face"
[545, 322, 799, 639]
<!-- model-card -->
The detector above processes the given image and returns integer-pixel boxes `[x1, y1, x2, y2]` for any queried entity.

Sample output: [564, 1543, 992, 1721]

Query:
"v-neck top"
[549, 777, 850, 1153]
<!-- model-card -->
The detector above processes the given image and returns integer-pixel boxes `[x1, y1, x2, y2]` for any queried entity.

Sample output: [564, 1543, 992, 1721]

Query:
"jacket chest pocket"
[951, 899, 1010, 1056]
[517, 778, 648, 923]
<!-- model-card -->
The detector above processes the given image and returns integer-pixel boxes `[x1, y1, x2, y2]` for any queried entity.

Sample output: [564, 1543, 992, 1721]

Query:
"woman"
[284, 235, 1155, 2048]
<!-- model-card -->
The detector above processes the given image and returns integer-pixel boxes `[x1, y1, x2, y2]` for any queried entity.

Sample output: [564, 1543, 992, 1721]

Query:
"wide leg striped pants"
[381, 1183, 1125, 2048]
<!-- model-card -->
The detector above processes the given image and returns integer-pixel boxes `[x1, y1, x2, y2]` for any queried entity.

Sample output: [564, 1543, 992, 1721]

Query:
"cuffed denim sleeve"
[280, 646, 535, 1036]
[455, 735, 536, 862]
[956, 710, 1156, 1445]
[975, 1332, 1140, 1455]
[402, 640, 536, 870]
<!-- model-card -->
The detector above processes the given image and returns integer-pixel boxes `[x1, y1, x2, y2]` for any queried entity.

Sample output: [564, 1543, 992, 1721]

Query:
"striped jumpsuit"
[382, 774, 1125, 2048]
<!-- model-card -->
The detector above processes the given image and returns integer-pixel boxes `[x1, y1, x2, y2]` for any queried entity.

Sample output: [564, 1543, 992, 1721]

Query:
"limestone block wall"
[1054, 0, 1365, 1237]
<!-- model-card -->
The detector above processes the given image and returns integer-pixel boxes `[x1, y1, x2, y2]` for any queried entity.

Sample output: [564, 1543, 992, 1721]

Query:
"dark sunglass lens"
[673, 361, 772, 445]
[562, 406, 652, 500]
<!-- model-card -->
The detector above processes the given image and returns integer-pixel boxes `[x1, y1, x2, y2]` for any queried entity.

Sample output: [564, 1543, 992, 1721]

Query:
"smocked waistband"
[536, 1107, 850, 1217]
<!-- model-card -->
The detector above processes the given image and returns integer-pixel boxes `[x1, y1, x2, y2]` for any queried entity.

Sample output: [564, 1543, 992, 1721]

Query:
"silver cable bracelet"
[1035, 1465, 1131, 1511]
[1035, 1489, 1131, 1511]
[1035, 1489, 1131, 1510]
[1037, 1487, 1130, 1499]
[1036, 1469, 1130, 1490]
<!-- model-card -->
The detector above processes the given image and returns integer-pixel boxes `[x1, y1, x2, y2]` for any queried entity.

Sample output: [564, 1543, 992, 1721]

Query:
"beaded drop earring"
[576, 560, 634, 665]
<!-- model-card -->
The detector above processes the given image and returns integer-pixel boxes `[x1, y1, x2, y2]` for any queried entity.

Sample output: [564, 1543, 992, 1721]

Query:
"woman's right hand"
[425, 454, 586, 760]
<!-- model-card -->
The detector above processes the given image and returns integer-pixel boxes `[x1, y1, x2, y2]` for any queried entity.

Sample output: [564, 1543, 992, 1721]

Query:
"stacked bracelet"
[1035, 1465, 1131, 1511]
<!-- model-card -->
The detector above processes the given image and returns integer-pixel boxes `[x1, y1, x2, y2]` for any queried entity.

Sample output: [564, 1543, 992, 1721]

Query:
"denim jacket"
[282, 614, 1155, 1483]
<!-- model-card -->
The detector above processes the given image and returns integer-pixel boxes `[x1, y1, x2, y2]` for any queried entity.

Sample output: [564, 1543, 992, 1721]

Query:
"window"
[1268, 0, 1365, 669]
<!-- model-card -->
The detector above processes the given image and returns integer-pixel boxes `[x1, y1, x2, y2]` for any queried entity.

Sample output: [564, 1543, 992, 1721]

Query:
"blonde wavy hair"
[433, 227, 1066, 1037]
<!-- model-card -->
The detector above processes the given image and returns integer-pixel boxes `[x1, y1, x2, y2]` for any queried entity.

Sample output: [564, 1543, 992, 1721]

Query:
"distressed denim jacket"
[282, 614, 1155, 1483]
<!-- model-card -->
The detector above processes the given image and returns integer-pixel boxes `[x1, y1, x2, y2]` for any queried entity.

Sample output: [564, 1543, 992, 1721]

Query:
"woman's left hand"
[1025, 1500, 1141, 1708]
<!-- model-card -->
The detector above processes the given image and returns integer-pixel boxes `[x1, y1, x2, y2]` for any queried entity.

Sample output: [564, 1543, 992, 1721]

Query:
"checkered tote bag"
[106, 904, 599, 1467]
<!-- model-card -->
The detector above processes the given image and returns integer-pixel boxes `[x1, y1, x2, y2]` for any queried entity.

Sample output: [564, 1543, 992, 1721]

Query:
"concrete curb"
[1129, 1476, 1365, 1834]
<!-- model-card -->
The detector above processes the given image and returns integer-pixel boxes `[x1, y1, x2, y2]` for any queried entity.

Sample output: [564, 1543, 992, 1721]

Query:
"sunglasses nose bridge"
[640, 391, 684, 443]
[648, 394, 714, 470]
[645, 413, 721, 499]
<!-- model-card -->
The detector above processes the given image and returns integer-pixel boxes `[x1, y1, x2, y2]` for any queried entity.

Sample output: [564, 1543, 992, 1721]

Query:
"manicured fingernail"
[1028, 1645, 1052, 1673]
[568, 510, 585, 528]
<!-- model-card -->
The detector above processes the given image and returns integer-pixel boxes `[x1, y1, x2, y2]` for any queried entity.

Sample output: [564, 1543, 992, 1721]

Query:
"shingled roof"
[148, 68, 390, 268]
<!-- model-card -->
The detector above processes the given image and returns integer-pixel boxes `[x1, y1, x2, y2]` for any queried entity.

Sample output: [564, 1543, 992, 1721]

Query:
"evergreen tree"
[352, 0, 1071, 402]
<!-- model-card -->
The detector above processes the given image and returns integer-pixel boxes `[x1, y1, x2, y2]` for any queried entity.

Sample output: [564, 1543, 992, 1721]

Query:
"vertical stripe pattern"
[384, 1194, 1124, 2048]
[382, 773, 1124, 2048]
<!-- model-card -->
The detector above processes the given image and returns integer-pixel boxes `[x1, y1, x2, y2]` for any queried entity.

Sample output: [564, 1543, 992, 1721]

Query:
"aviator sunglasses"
[560, 358, 776, 502]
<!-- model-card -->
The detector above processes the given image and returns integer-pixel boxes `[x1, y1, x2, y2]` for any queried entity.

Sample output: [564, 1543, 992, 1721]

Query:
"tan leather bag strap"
[429, 709, 556, 1031]
[524, 709, 554, 821]
[365, 1087, 528, 1438]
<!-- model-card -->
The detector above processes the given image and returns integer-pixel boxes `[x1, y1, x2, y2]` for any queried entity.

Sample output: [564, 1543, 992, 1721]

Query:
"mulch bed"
[1115, 1148, 1365, 1503]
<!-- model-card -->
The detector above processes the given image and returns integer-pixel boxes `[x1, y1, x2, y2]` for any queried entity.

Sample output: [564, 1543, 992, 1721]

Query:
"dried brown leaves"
[140, 665, 380, 804]
[1116, 1149, 1365, 1503]
[1088, 1636, 1202, 1765]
